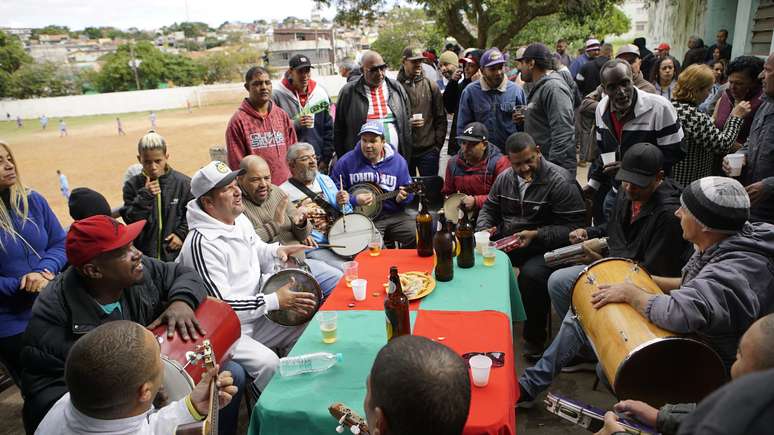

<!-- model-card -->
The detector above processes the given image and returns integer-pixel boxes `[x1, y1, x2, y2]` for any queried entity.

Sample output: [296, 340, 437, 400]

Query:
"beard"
[299, 167, 317, 183]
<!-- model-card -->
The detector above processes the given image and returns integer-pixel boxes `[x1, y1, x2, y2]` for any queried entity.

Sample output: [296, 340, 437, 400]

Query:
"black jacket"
[121, 168, 193, 261]
[20, 258, 206, 432]
[333, 76, 413, 160]
[586, 178, 692, 276]
[443, 77, 474, 156]
[476, 157, 586, 251]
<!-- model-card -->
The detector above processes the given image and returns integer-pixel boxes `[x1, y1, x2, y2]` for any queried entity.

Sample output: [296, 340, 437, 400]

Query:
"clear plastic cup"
[351, 278, 367, 301]
[469, 354, 492, 387]
[725, 153, 745, 177]
[474, 231, 490, 255]
[601, 152, 616, 166]
[318, 312, 337, 344]
[343, 261, 358, 287]
[412, 113, 423, 121]
[483, 242, 497, 267]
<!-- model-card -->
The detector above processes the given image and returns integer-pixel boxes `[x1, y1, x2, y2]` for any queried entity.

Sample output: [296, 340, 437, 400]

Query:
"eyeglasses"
[365, 65, 388, 74]
[462, 352, 505, 367]
[294, 155, 316, 163]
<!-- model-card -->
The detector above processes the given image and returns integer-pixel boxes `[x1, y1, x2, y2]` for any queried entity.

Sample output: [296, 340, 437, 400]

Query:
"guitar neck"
[207, 379, 219, 435]
[374, 184, 416, 202]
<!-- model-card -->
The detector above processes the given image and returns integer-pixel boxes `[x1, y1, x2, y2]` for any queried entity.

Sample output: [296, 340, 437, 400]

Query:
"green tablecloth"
[249, 310, 417, 435]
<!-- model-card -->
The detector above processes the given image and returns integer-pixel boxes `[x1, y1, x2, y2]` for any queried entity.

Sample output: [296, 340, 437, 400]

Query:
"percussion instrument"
[330, 403, 369, 434]
[544, 392, 655, 434]
[443, 193, 473, 224]
[492, 232, 523, 252]
[155, 298, 241, 401]
[262, 267, 323, 326]
[175, 340, 219, 435]
[349, 182, 422, 218]
[328, 213, 379, 257]
[544, 238, 609, 268]
[571, 258, 725, 406]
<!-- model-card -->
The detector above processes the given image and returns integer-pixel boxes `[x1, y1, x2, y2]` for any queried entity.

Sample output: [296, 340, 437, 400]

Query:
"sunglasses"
[462, 352, 505, 367]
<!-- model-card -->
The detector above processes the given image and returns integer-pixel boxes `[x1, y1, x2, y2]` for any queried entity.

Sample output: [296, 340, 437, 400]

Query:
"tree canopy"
[370, 8, 444, 68]
[0, 30, 33, 97]
[95, 41, 203, 92]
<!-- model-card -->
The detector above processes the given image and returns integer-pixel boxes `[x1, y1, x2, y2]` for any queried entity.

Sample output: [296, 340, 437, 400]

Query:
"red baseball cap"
[657, 43, 670, 51]
[67, 216, 146, 267]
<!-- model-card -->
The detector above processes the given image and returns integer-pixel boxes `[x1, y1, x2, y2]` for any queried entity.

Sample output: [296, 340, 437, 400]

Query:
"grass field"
[0, 102, 242, 227]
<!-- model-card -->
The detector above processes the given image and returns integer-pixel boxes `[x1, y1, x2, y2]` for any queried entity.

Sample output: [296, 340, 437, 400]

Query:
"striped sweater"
[589, 87, 684, 189]
[240, 185, 311, 258]
[177, 199, 281, 325]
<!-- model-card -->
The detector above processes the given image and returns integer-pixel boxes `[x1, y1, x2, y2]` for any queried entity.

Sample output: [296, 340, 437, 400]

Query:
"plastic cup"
[601, 152, 616, 166]
[469, 354, 493, 387]
[351, 278, 367, 301]
[483, 242, 497, 267]
[725, 153, 745, 177]
[318, 312, 337, 344]
[474, 231, 490, 255]
[412, 113, 423, 121]
[513, 105, 527, 116]
[343, 261, 358, 287]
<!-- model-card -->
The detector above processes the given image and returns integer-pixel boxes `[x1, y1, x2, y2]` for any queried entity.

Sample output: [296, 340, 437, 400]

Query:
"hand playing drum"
[276, 277, 317, 317]
[336, 190, 350, 206]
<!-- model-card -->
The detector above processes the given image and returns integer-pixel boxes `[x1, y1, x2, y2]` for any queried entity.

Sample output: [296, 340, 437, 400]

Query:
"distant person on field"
[56, 170, 70, 199]
[226, 66, 297, 186]
[116, 117, 126, 136]
[149, 111, 157, 129]
[16, 116, 22, 128]
[121, 130, 193, 261]
[58, 119, 67, 137]
[39, 115, 48, 130]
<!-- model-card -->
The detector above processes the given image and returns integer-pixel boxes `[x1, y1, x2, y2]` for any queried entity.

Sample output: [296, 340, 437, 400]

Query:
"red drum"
[153, 297, 241, 400]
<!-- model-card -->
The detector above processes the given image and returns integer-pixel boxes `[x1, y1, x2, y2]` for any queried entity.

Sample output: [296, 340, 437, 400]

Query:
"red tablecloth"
[413, 310, 518, 435]
[321, 249, 432, 311]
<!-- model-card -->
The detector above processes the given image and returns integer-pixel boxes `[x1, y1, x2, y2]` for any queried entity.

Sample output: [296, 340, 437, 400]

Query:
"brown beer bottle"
[415, 193, 434, 257]
[385, 266, 411, 341]
[433, 210, 455, 282]
[456, 206, 475, 268]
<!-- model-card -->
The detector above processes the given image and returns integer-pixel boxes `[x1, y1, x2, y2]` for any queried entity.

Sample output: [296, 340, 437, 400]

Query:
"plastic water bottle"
[278, 352, 343, 377]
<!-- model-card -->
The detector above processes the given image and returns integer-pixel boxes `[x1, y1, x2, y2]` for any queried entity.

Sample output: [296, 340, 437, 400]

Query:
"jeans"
[519, 311, 598, 398]
[219, 360, 246, 435]
[306, 258, 344, 297]
[547, 265, 586, 319]
[305, 248, 349, 271]
[409, 148, 440, 177]
[375, 211, 417, 248]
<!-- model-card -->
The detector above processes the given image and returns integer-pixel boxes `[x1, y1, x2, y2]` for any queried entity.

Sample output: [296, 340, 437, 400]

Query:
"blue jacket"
[456, 78, 526, 152]
[330, 142, 414, 217]
[0, 190, 66, 337]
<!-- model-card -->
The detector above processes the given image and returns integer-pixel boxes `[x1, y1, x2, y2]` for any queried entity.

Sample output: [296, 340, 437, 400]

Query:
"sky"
[0, 0, 338, 30]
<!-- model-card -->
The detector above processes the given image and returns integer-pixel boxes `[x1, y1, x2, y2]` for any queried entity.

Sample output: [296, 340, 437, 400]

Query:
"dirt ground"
[1, 103, 241, 227]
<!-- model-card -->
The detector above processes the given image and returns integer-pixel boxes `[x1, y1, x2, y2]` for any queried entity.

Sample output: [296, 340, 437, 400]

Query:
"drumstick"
[315, 244, 347, 248]
[339, 175, 347, 232]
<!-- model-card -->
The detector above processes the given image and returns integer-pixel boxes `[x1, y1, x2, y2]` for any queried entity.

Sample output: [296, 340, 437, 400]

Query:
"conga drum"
[154, 297, 241, 400]
[571, 258, 725, 406]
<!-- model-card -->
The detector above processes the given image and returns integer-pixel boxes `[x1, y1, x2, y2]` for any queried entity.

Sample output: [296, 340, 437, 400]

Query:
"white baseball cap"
[190, 161, 245, 199]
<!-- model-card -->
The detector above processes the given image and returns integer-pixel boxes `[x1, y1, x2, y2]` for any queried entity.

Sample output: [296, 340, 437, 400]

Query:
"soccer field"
[0, 103, 241, 227]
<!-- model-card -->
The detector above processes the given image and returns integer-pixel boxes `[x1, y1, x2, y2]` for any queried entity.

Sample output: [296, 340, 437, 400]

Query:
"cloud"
[0, 0, 336, 30]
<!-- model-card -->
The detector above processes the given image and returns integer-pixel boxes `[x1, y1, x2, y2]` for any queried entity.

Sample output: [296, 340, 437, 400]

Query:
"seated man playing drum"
[518, 177, 774, 408]
[330, 121, 416, 248]
[177, 161, 316, 393]
[237, 154, 343, 296]
[280, 142, 354, 270]
[36, 320, 238, 435]
[476, 132, 586, 359]
[442, 122, 509, 218]
[20, 216, 209, 433]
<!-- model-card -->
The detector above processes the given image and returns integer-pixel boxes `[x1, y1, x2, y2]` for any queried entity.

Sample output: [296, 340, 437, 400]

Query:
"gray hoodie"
[646, 222, 774, 371]
[524, 72, 577, 178]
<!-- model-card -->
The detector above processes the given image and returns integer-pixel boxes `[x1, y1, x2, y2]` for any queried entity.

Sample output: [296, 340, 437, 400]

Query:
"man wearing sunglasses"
[333, 50, 413, 162]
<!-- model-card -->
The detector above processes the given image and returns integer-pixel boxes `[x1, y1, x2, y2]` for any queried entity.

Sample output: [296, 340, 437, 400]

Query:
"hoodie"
[329, 141, 414, 217]
[225, 99, 297, 186]
[442, 143, 510, 210]
[646, 222, 774, 372]
[272, 77, 335, 163]
[177, 199, 281, 326]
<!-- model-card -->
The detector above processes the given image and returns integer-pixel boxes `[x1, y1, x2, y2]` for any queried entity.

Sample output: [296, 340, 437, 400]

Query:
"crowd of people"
[0, 30, 773, 435]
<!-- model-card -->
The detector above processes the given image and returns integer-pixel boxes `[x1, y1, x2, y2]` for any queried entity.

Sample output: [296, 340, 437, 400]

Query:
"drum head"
[444, 193, 472, 224]
[161, 357, 194, 401]
[328, 214, 375, 257]
[263, 269, 322, 326]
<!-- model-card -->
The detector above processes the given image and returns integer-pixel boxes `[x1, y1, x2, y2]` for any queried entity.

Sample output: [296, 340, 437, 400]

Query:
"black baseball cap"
[516, 43, 552, 61]
[289, 54, 313, 70]
[615, 143, 663, 187]
[456, 122, 488, 143]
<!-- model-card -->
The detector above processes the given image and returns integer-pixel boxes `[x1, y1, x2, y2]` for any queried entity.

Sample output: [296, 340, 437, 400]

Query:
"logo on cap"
[490, 52, 501, 60]
[300, 57, 307, 62]
[464, 126, 474, 135]
[216, 162, 229, 173]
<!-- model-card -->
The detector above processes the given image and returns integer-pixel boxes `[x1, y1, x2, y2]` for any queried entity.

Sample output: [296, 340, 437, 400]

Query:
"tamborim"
[328, 213, 378, 257]
[443, 193, 473, 224]
[262, 268, 323, 326]
[571, 258, 725, 407]
[154, 297, 241, 400]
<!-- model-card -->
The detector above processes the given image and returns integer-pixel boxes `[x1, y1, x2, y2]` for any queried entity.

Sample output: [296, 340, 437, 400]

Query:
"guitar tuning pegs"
[336, 424, 345, 433]
[350, 425, 361, 434]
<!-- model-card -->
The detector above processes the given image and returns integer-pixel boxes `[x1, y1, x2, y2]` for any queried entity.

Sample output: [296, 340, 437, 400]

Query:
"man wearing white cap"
[569, 38, 600, 80]
[177, 161, 316, 392]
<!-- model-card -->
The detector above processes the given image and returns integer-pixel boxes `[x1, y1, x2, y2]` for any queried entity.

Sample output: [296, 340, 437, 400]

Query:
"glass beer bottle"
[456, 207, 475, 268]
[385, 266, 411, 341]
[415, 193, 434, 257]
[433, 210, 455, 282]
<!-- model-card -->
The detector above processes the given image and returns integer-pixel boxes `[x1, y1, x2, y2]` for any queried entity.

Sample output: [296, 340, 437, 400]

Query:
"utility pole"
[128, 40, 142, 90]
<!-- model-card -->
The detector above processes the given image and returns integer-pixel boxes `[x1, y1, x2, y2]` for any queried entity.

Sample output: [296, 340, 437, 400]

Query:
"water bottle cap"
[336, 353, 344, 362]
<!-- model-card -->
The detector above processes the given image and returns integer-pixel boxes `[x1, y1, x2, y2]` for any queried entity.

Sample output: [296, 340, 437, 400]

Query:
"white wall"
[0, 72, 355, 119]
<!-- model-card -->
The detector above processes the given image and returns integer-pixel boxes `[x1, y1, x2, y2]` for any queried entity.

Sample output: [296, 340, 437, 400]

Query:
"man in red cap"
[20, 215, 207, 433]
[656, 42, 681, 71]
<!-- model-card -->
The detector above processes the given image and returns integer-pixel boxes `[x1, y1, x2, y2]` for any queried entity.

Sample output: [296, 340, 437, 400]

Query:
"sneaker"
[560, 356, 597, 373]
[516, 382, 535, 409]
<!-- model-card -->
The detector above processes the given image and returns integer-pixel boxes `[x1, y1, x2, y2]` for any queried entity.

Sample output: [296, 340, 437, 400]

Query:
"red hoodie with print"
[226, 99, 297, 185]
